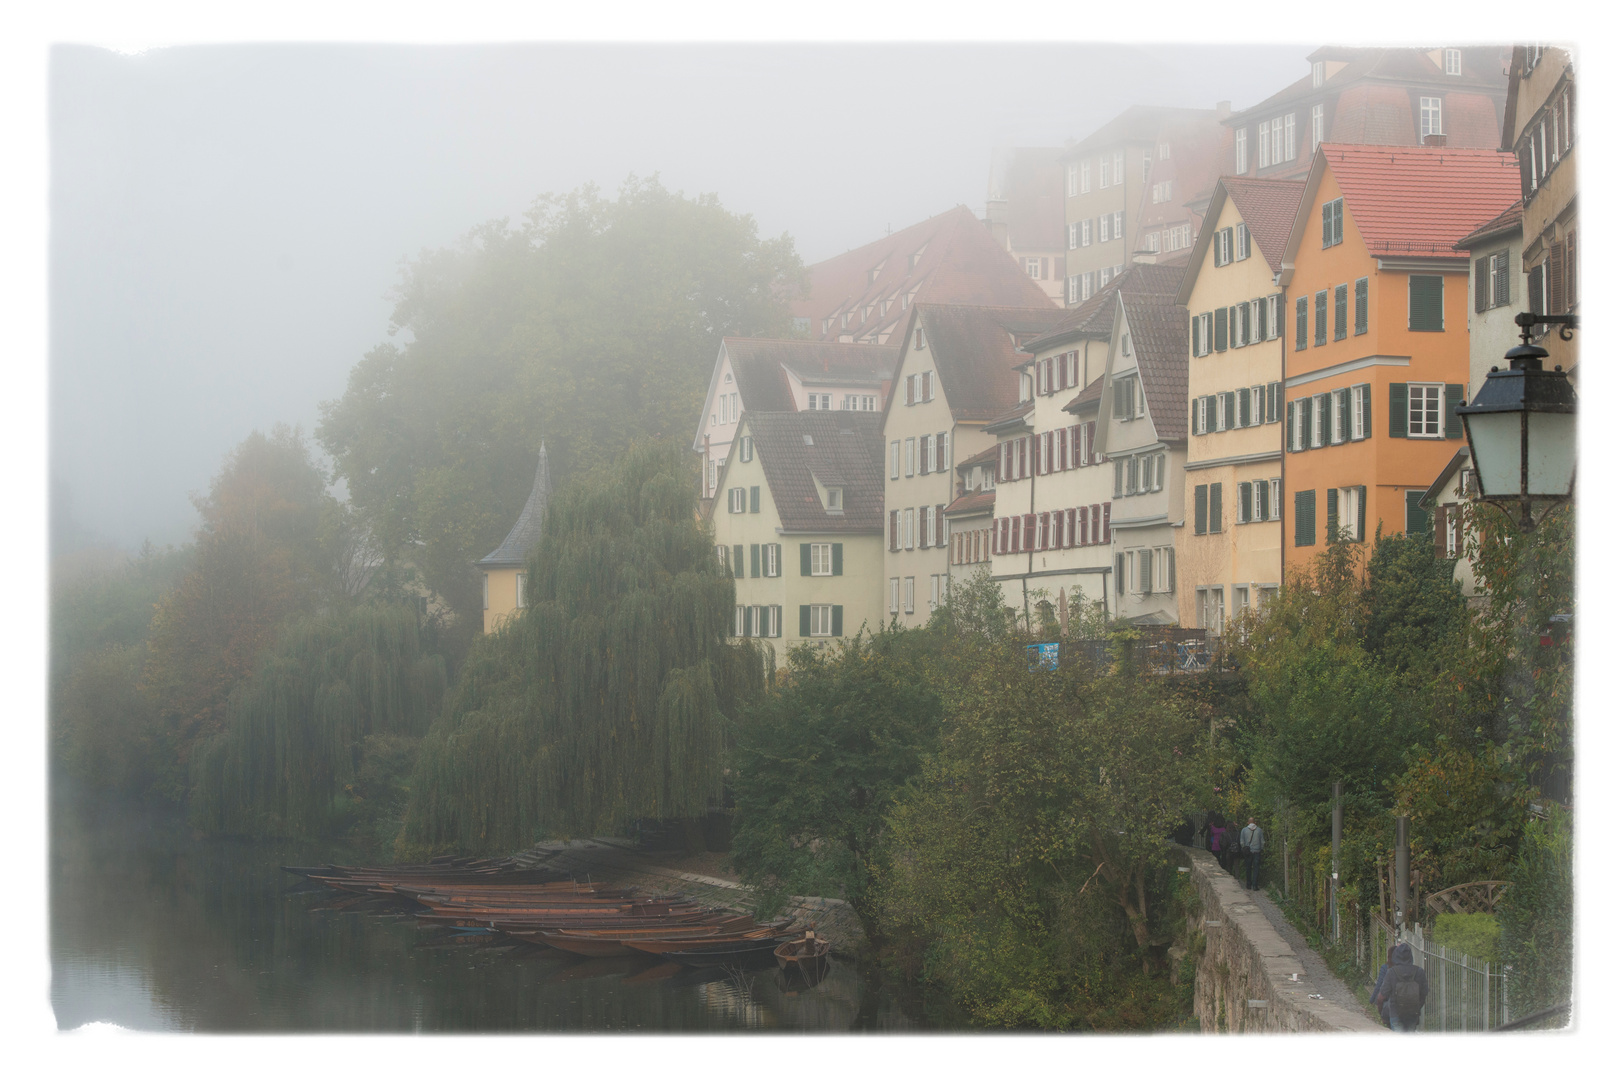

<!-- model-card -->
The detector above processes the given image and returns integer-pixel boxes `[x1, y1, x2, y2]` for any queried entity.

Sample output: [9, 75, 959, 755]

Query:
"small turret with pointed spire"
[476, 443, 551, 633]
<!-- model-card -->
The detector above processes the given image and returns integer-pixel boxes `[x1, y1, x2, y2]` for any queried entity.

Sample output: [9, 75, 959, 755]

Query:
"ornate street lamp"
[1455, 312, 1578, 530]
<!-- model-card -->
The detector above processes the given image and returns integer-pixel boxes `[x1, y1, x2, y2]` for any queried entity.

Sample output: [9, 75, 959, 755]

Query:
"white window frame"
[1080, 160, 1091, 193]
[1081, 218, 1092, 247]
[1099, 215, 1110, 243]
[1420, 96, 1443, 138]
[1269, 478, 1282, 521]
[763, 543, 780, 577]
[1113, 211, 1124, 240]
[1310, 393, 1326, 448]
[889, 577, 900, 614]
[1235, 223, 1250, 261]
[729, 487, 746, 513]
[809, 604, 834, 637]
[1335, 485, 1361, 541]
[905, 437, 915, 477]
[1311, 103, 1324, 153]
[809, 542, 833, 576]
[1067, 275, 1080, 304]
[1284, 113, 1296, 161]
[904, 507, 915, 549]
[1258, 120, 1271, 168]
[1235, 128, 1248, 174]
[890, 440, 900, 480]
[1068, 222, 1079, 250]
[1409, 383, 1443, 438]
[1066, 163, 1079, 197]
[1445, 48, 1462, 76]
[903, 576, 915, 615]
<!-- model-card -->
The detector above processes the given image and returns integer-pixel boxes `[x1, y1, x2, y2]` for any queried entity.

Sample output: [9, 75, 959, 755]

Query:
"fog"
[50, 42, 1307, 553]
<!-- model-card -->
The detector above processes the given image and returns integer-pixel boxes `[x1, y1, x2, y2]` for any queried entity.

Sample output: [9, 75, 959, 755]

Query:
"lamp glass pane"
[1466, 411, 1525, 497]
[1526, 412, 1577, 498]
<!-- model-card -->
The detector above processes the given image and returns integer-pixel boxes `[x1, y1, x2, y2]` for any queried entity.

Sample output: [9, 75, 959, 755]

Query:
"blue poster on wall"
[1027, 642, 1059, 671]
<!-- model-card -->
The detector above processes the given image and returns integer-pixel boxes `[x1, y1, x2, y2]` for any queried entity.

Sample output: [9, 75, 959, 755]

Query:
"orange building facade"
[1279, 145, 1519, 556]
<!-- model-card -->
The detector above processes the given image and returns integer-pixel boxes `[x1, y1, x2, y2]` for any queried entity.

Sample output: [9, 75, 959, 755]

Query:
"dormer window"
[1444, 48, 1462, 76]
[914, 327, 926, 350]
[1122, 333, 1132, 357]
[825, 487, 843, 512]
[1312, 60, 1325, 88]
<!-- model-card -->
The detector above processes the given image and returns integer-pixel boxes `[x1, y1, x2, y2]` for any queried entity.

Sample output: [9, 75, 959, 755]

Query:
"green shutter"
[1301, 397, 1313, 447]
[733, 544, 744, 578]
[831, 605, 843, 637]
[1209, 482, 1223, 533]
[1475, 257, 1490, 313]
[1239, 481, 1252, 522]
[800, 543, 811, 575]
[1215, 307, 1228, 351]
[1405, 490, 1432, 536]
[1322, 202, 1332, 247]
[750, 486, 760, 513]
[799, 605, 811, 637]
[1195, 484, 1208, 535]
[1388, 384, 1408, 438]
[831, 543, 843, 576]
[1360, 384, 1373, 439]
[1355, 277, 1369, 334]
[1295, 296, 1308, 350]
[1326, 487, 1339, 540]
[1444, 384, 1465, 439]
[1334, 284, 1348, 339]
[1409, 275, 1444, 331]
[1167, 549, 1176, 593]
[1314, 291, 1327, 346]
[750, 543, 760, 578]
[1295, 489, 1316, 547]
[1286, 401, 1296, 449]
[1357, 487, 1367, 542]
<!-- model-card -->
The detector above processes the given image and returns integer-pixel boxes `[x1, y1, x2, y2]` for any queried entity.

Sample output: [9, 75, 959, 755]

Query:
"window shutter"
[889, 510, 899, 551]
[1548, 240, 1565, 313]
[750, 486, 760, 513]
[1115, 553, 1126, 590]
[1286, 401, 1296, 450]
[1475, 257, 1490, 313]
[1101, 501, 1111, 542]
[729, 544, 741, 578]
[1295, 489, 1316, 547]
[1409, 275, 1444, 331]
[1209, 482, 1223, 533]
[1296, 296, 1308, 349]
[1388, 384, 1408, 438]
[1527, 262, 1545, 315]
[799, 605, 811, 637]
[1434, 505, 1448, 557]
[1257, 477, 1270, 521]
[1405, 490, 1432, 536]
[1322, 202, 1332, 247]
[1326, 487, 1339, 540]
[1239, 481, 1252, 523]
[831, 543, 843, 576]
[1195, 484, 1208, 535]
[1191, 313, 1201, 356]
[832, 606, 843, 637]
[905, 375, 914, 405]
[1442, 383, 1466, 440]
[1334, 284, 1348, 339]
[1566, 230, 1576, 308]
[1024, 513, 1036, 551]
[800, 543, 812, 575]
[1215, 307, 1228, 351]
[1141, 549, 1153, 594]
[1362, 384, 1373, 438]
[750, 543, 760, 578]
[1354, 277, 1368, 334]
[1357, 487, 1367, 542]
[1314, 291, 1327, 346]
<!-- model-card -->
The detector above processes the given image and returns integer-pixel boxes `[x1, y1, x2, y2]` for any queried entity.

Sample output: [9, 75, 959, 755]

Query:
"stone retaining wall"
[513, 839, 866, 955]
[1183, 845, 1382, 1033]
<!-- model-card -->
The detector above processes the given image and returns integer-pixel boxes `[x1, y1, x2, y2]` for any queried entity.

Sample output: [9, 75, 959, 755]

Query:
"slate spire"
[477, 442, 550, 568]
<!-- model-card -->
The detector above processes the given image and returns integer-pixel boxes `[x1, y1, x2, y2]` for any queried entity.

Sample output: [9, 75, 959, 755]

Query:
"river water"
[49, 793, 925, 1033]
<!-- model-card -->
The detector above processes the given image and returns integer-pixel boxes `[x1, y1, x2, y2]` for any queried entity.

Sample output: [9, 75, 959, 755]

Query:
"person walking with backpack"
[1239, 818, 1265, 890]
[1372, 942, 1429, 1032]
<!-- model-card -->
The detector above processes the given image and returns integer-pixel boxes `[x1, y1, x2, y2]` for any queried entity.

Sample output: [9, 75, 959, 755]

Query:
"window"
[809, 604, 835, 637]
[763, 543, 780, 577]
[905, 437, 915, 477]
[1113, 211, 1124, 240]
[728, 487, 746, 513]
[903, 507, 915, 549]
[1444, 48, 1461, 76]
[1267, 295, 1283, 341]
[1025, 257, 1043, 279]
[1213, 227, 1232, 267]
[482, 573, 489, 610]
[1193, 482, 1223, 535]
[903, 577, 915, 615]
[1068, 222, 1079, 250]
[1408, 275, 1444, 331]
[1099, 215, 1111, 243]
[1066, 163, 1079, 197]
[1295, 295, 1308, 350]
[1314, 291, 1328, 347]
[1081, 219, 1092, 247]
[1235, 128, 1248, 174]
[1334, 283, 1348, 340]
[890, 440, 900, 480]
[715, 544, 728, 570]
[1322, 198, 1344, 247]
[889, 577, 899, 615]
[809, 543, 833, 576]
[1284, 113, 1296, 161]
[1350, 383, 1370, 440]
[1329, 388, 1347, 444]
[1235, 223, 1250, 261]
[808, 393, 831, 410]
[1083, 272, 1095, 300]
[1407, 383, 1443, 437]
[1192, 312, 1213, 356]
[1476, 250, 1512, 311]
[914, 327, 926, 350]
[1099, 154, 1110, 188]
[1328, 485, 1365, 543]
[1310, 393, 1326, 448]
[738, 436, 753, 462]
[1268, 479, 1281, 521]
[1420, 97, 1443, 139]
[1258, 120, 1271, 169]
[1354, 277, 1369, 334]
[1311, 103, 1324, 153]
[1081, 160, 1091, 193]
[1198, 587, 1225, 634]
[1311, 60, 1324, 88]
[929, 573, 944, 612]
[825, 487, 842, 512]
[1295, 489, 1316, 546]
[1113, 151, 1124, 185]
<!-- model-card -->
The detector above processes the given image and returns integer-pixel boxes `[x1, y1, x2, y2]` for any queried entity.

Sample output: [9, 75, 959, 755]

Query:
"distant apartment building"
[1174, 177, 1303, 632]
[1060, 105, 1226, 308]
[1222, 46, 1510, 183]
[986, 147, 1067, 303]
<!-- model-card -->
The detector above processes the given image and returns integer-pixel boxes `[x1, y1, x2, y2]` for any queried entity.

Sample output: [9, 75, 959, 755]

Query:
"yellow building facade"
[477, 444, 550, 635]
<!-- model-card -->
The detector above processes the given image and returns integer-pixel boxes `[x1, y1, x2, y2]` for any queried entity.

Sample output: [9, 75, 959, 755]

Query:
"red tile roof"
[956, 444, 999, 469]
[1319, 144, 1521, 257]
[791, 206, 1053, 345]
[944, 488, 996, 517]
[1116, 275, 1191, 444]
[1062, 374, 1106, 413]
[913, 303, 1070, 423]
[723, 338, 898, 416]
[1454, 199, 1523, 250]
[1222, 177, 1307, 273]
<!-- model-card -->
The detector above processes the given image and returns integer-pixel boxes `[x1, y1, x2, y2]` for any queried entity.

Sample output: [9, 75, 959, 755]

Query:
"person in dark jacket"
[1207, 816, 1229, 871]
[1369, 945, 1398, 1027]
[1372, 942, 1429, 1032]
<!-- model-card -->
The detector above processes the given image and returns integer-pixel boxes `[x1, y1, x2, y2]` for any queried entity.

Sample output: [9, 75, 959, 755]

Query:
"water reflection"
[49, 792, 923, 1033]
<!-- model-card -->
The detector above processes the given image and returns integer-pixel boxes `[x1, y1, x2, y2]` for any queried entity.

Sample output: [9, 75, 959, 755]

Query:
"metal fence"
[1062, 626, 1234, 675]
[1369, 919, 1511, 1032]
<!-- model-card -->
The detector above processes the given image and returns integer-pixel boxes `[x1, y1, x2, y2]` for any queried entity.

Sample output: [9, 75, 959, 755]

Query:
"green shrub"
[1432, 912, 1500, 963]
[1497, 805, 1573, 1019]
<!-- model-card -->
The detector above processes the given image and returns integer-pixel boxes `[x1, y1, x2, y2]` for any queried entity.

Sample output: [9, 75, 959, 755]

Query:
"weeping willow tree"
[190, 604, 448, 839]
[400, 442, 766, 854]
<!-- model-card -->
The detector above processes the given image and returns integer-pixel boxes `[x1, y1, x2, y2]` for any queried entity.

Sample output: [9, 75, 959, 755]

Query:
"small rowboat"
[661, 936, 792, 968]
[774, 929, 832, 982]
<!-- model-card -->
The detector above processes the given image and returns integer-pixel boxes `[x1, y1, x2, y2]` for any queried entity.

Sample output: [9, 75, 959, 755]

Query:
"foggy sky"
[50, 42, 1309, 552]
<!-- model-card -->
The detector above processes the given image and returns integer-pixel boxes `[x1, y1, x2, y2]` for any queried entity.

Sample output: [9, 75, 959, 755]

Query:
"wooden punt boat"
[537, 924, 780, 958]
[661, 937, 792, 968]
[774, 930, 832, 981]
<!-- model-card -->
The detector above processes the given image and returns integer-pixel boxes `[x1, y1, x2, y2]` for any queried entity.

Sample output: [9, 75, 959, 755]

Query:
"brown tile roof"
[1062, 375, 1105, 413]
[746, 411, 886, 534]
[1018, 272, 1129, 353]
[1454, 199, 1523, 250]
[1233, 47, 1509, 124]
[957, 444, 999, 469]
[1222, 177, 1308, 273]
[725, 338, 898, 414]
[1118, 275, 1190, 443]
[791, 206, 1054, 345]
[1318, 144, 1521, 258]
[984, 402, 1034, 434]
[914, 303, 1070, 422]
[1066, 105, 1218, 157]
[944, 489, 996, 517]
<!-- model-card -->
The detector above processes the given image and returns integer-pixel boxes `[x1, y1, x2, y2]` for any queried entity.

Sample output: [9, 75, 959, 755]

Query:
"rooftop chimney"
[1217, 100, 1232, 119]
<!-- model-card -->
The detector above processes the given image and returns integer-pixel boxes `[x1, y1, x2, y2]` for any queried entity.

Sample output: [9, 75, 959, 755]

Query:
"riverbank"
[513, 838, 866, 954]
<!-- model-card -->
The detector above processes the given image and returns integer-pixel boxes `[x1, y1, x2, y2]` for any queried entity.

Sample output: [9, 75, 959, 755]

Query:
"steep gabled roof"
[1062, 373, 1106, 414]
[1286, 144, 1521, 266]
[1117, 276, 1190, 443]
[1224, 177, 1308, 273]
[1231, 47, 1509, 125]
[1019, 270, 1135, 354]
[912, 303, 1071, 423]
[747, 411, 886, 534]
[792, 206, 1053, 346]
[1454, 199, 1524, 250]
[478, 443, 550, 568]
[725, 338, 898, 413]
